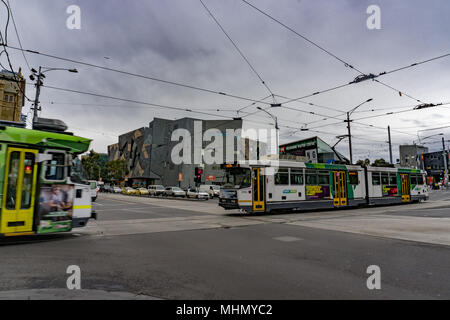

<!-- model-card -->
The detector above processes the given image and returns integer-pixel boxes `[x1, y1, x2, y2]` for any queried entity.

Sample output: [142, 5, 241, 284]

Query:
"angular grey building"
[108, 117, 244, 188]
[399, 144, 428, 168]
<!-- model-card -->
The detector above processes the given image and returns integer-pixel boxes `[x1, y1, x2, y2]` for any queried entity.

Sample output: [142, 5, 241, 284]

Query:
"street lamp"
[30, 66, 78, 128]
[257, 106, 279, 156]
[344, 98, 373, 164]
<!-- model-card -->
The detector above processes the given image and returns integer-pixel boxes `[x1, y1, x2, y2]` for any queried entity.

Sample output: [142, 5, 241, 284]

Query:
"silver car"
[186, 188, 209, 200]
[164, 187, 186, 198]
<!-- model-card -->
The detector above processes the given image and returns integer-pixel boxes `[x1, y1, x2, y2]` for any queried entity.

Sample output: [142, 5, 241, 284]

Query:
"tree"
[104, 159, 127, 182]
[371, 158, 391, 167]
[81, 150, 101, 180]
[356, 159, 371, 167]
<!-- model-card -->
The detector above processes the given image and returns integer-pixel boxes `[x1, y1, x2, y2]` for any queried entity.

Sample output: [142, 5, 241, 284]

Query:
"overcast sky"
[2, 0, 450, 161]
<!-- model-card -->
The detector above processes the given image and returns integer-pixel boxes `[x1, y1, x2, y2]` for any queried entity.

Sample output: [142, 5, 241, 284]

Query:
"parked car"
[164, 187, 186, 197]
[186, 187, 209, 200]
[199, 185, 219, 198]
[113, 186, 122, 193]
[148, 185, 165, 196]
[122, 187, 137, 195]
[137, 187, 149, 196]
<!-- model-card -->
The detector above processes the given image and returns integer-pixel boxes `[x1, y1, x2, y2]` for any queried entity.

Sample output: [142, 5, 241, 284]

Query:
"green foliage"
[371, 158, 391, 167]
[104, 159, 128, 181]
[355, 158, 371, 167]
[81, 150, 101, 180]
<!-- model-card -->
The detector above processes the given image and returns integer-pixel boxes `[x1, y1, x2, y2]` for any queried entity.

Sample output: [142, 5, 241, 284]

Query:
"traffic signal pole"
[443, 137, 448, 187]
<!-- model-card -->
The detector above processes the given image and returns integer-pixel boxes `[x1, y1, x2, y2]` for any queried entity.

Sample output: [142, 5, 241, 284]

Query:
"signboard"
[206, 175, 216, 181]
[178, 173, 183, 182]
[306, 185, 330, 200]
[37, 184, 74, 234]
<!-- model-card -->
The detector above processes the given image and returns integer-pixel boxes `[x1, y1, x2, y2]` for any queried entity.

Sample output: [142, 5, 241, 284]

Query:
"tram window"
[44, 152, 66, 181]
[417, 175, 424, 185]
[290, 169, 304, 185]
[381, 173, 389, 185]
[349, 171, 359, 185]
[21, 153, 35, 209]
[318, 172, 330, 185]
[410, 175, 417, 185]
[389, 175, 397, 185]
[275, 168, 289, 185]
[306, 170, 318, 185]
[372, 173, 380, 185]
[6, 151, 20, 210]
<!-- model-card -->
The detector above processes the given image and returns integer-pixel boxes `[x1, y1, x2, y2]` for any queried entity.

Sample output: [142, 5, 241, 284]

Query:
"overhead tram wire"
[36, 84, 235, 120]
[239, 0, 429, 105]
[199, 0, 276, 99]
[5, 0, 30, 71]
[4, 45, 275, 107]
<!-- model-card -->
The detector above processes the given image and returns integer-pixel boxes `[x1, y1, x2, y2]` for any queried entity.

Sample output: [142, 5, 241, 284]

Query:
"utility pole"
[30, 66, 78, 128]
[443, 137, 448, 187]
[388, 126, 393, 164]
[346, 112, 353, 164]
[32, 66, 42, 127]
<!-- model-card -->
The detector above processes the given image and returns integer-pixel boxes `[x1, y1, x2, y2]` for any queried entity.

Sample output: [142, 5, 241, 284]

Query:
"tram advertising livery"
[219, 160, 428, 214]
[0, 120, 95, 237]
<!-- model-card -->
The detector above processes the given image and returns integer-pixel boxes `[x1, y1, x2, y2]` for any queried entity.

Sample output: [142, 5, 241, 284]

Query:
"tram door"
[333, 171, 348, 207]
[252, 167, 265, 212]
[400, 174, 411, 202]
[0, 148, 38, 235]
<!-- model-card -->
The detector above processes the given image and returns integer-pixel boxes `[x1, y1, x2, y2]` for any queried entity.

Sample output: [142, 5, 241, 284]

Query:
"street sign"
[206, 175, 216, 181]
[178, 173, 183, 182]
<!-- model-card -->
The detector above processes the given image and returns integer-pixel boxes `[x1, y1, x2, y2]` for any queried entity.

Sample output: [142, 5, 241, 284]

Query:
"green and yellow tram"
[0, 121, 95, 237]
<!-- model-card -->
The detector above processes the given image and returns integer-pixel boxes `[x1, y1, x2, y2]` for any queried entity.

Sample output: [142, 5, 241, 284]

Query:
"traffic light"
[194, 167, 203, 183]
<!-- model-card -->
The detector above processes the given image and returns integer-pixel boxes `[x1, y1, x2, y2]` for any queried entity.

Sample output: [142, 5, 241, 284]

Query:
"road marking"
[273, 236, 302, 242]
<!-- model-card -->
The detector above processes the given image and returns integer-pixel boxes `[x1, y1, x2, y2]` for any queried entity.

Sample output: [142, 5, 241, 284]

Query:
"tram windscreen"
[70, 156, 89, 184]
[222, 167, 251, 189]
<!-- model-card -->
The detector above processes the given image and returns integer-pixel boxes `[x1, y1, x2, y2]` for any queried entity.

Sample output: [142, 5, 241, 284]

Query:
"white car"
[199, 185, 219, 198]
[148, 185, 165, 196]
[113, 186, 122, 193]
[164, 187, 186, 197]
[186, 188, 209, 200]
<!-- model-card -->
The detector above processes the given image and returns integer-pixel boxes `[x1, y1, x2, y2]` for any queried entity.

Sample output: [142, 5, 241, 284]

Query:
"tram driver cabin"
[219, 160, 428, 214]
[0, 120, 95, 237]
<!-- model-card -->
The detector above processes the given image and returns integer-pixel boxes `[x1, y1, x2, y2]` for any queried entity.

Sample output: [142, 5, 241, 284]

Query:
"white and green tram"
[219, 160, 428, 214]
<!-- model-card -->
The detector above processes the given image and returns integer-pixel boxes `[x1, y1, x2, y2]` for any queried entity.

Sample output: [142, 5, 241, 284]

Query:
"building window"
[4, 94, 8, 101]
[9, 95, 13, 102]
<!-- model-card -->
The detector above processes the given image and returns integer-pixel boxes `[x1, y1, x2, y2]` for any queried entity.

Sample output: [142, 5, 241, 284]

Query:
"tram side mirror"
[36, 153, 53, 163]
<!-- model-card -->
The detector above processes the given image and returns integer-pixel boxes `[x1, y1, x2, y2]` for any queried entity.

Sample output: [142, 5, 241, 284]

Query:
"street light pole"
[388, 125, 393, 164]
[346, 112, 353, 164]
[443, 136, 448, 187]
[344, 98, 373, 164]
[30, 66, 78, 128]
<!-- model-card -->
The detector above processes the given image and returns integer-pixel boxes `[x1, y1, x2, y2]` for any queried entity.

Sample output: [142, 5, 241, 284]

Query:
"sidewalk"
[0, 289, 160, 300]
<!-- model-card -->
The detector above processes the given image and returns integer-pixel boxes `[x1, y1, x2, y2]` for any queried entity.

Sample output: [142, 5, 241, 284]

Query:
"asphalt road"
[0, 190, 449, 299]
